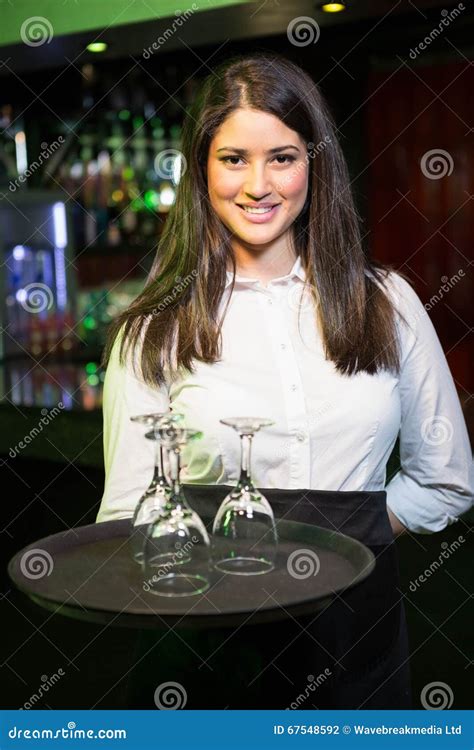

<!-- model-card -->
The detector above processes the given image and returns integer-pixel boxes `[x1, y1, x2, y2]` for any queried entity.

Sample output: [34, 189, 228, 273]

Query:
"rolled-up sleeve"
[385, 273, 473, 534]
[96, 329, 170, 523]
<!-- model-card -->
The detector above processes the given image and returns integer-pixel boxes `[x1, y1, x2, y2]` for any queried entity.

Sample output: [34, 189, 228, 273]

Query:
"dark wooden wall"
[367, 60, 473, 393]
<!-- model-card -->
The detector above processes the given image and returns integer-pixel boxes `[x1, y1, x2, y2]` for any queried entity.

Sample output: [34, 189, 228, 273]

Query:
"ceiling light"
[320, 3, 346, 12]
[86, 42, 108, 53]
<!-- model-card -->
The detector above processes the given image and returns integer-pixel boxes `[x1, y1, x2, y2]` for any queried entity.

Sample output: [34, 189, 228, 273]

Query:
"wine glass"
[143, 424, 211, 597]
[128, 412, 183, 563]
[212, 417, 278, 575]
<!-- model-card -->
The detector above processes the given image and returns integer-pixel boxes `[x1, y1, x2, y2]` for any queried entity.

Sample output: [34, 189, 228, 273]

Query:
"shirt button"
[295, 430, 306, 442]
[290, 384, 297, 391]
[267, 298, 273, 305]
[281, 343, 286, 350]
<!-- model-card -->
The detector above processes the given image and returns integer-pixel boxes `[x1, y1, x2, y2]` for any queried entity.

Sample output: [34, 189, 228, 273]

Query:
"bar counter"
[0, 355, 104, 467]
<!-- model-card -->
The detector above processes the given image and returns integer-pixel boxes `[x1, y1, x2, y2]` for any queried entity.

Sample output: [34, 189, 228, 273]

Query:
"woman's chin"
[230, 224, 283, 246]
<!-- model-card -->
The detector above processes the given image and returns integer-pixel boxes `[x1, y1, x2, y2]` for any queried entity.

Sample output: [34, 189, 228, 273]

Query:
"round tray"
[8, 517, 375, 629]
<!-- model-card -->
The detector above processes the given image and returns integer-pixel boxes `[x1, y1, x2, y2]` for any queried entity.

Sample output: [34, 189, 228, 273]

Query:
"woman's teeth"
[241, 205, 275, 214]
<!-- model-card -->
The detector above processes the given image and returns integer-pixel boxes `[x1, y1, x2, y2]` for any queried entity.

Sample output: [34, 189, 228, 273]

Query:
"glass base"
[214, 555, 274, 575]
[133, 549, 144, 565]
[146, 573, 210, 597]
[146, 549, 192, 567]
[134, 549, 192, 566]
[129, 526, 148, 565]
[131, 529, 192, 566]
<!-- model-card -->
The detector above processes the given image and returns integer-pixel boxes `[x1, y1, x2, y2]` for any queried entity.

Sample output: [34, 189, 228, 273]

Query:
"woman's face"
[206, 108, 309, 249]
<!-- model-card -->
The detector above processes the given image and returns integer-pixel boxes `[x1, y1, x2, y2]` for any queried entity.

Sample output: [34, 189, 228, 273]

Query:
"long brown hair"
[102, 52, 401, 385]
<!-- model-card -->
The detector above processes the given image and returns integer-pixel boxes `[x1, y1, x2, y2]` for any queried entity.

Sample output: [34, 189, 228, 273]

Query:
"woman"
[96, 53, 472, 709]
[97, 52, 472, 533]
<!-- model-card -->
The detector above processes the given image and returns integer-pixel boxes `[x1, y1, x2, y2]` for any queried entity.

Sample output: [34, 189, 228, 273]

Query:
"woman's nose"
[244, 164, 273, 199]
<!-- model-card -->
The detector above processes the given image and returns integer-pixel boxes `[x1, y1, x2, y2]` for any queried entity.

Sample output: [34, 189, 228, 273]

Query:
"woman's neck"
[228, 236, 298, 284]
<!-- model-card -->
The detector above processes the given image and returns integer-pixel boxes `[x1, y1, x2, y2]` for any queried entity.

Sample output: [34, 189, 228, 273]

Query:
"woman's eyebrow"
[216, 145, 300, 154]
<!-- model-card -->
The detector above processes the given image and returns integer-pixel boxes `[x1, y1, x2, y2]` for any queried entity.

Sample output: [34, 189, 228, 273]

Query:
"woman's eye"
[220, 156, 244, 165]
[273, 154, 296, 164]
[219, 154, 296, 166]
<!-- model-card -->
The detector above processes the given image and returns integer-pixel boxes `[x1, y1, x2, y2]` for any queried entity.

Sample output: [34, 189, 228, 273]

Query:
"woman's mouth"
[236, 204, 281, 223]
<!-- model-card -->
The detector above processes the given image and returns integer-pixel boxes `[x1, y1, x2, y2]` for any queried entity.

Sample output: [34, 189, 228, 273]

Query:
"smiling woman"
[207, 109, 309, 281]
[102, 52, 403, 386]
[98, 49, 472, 537]
[94, 51, 473, 709]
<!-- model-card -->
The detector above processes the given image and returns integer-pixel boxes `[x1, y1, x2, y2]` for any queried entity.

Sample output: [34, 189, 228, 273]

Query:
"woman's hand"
[387, 507, 408, 538]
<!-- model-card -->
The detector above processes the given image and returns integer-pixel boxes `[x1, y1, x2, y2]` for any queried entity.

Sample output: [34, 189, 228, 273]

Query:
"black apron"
[126, 486, 412, 709]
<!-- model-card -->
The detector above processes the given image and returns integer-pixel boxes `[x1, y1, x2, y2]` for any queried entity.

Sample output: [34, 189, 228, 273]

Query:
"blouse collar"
[224, 254, 307, 290]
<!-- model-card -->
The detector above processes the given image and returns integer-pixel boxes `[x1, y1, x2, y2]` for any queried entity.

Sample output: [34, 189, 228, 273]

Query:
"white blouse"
[96, 255, 473, 533]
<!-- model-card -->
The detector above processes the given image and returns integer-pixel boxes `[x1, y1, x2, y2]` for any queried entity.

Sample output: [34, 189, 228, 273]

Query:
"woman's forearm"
[387, 506, 408, 538]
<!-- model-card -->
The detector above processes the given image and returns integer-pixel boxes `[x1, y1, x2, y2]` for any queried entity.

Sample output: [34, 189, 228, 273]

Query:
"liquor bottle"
[80, 128, 99, 247]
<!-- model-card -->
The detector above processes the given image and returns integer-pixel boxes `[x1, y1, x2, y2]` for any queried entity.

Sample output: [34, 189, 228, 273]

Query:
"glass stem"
[238, 433, 254, 489]
[169, 447, 183, 501]
[151, 436, 160, 483]
[157, 445, 166, 482]
[152, 426, 167, 484]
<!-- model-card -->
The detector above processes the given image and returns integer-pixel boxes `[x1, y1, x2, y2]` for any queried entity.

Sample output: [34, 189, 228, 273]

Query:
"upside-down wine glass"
[143, 424, 211, 597]
[212, 417, 278, 575]
[128, 412, 183, 563]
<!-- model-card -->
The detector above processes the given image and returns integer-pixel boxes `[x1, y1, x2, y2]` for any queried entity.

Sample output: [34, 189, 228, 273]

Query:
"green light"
[86, 42, 108, 53]
[83, 316, 97, 330]
[123, 166, 134, 180]
[118, 109, 131, 121]
[87, 374, 100, 386]
[131, 197, 144, 211]
[144, 190, 160, 210]
[85, 362, 97, 374]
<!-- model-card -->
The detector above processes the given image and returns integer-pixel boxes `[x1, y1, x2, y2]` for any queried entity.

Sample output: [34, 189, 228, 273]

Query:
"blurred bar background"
[0, 0, 472, 421]
[0, 0, 472, 709]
